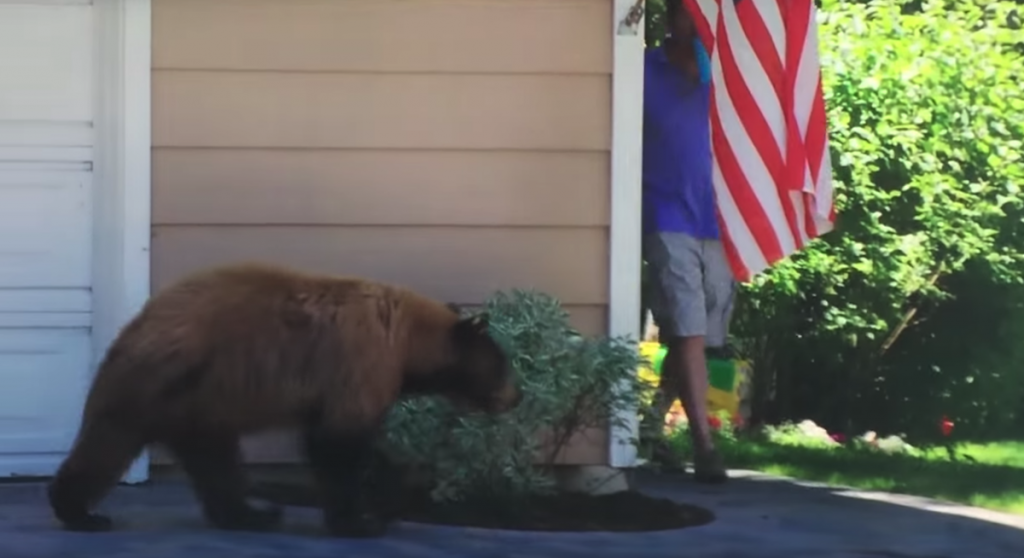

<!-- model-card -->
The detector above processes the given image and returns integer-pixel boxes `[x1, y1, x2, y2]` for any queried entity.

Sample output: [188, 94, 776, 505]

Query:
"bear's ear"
[469, 312, 490, 331]
[453, 312, 490, 338]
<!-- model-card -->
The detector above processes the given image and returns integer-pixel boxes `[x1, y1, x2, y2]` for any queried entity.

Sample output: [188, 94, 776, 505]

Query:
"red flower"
[707, 415, 722, 430]
[940, 416, 954, 437]
[830, 433, 846, 443]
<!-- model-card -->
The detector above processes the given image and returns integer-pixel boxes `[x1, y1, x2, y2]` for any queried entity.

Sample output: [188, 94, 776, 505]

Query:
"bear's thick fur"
[47, 262, 521, 537]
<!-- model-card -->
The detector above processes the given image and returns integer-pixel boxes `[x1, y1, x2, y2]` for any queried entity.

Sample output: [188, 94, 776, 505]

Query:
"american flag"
[681, 0, 836, 282]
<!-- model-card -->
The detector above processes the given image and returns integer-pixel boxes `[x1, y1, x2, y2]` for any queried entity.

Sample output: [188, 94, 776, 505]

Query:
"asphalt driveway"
[2, 469, 1023, 558]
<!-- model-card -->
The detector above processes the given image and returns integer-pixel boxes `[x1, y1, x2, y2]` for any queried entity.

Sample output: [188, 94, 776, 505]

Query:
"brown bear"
[46, 262, 521, 538]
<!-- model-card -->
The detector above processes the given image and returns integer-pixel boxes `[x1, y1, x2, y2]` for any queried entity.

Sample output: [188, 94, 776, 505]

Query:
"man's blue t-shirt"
[642, 41, 719, 240]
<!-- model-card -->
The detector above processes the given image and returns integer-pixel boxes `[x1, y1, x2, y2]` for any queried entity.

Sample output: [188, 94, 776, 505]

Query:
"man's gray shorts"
[643, 232, 736, 347]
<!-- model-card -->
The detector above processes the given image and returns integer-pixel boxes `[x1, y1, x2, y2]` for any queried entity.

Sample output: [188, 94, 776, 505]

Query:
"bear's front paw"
[325, 512, 391, 539]
[61, 513, 114, 533]
[209, 503, 284, 533]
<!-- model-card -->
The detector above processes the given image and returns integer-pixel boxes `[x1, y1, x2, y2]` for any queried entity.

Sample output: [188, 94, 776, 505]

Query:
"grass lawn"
[666, 431, 1024, 515]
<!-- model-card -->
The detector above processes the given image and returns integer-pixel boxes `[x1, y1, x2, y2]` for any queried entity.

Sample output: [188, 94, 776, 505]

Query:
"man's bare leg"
[663, 335, 727, 483]
[642, 231, 730, 483]
[663, 336, 713, 452]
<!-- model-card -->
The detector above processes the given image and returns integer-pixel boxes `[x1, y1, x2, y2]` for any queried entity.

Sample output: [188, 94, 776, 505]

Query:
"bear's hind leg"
[164, 433, 282, 533]
[47, 419, 146, 532]
[302, 424, 388, 538]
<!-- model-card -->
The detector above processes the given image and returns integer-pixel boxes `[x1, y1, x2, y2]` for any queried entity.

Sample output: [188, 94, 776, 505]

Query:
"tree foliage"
[645, 0, 1024, 441]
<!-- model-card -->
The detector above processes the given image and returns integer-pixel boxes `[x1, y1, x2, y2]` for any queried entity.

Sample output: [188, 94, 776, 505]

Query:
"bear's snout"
[510, 386, 524, 408]
[488, 382, 523, 414]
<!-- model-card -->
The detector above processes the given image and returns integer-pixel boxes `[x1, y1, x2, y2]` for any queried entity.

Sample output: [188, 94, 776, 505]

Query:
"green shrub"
[726, 0, 1024, 438]
[381, 290, 652, 503]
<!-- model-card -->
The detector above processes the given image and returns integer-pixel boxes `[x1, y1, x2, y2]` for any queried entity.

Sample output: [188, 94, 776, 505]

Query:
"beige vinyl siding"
[150, 0, 614, 466]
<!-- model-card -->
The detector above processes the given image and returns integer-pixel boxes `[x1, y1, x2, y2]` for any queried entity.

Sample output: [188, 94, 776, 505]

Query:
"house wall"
[149, 0, 614, 466]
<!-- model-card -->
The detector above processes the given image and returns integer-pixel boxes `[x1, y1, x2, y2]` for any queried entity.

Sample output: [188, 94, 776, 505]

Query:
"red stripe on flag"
[675, 0, 836, 280]
[716, 213, 752, 283]
[709, 99, 786, 265]
[736, 1, 785, 103]
[782, 0, 812, 249]
[715, 10, 787, 191]
[785, 0, 829, 243]
[715, 9, 799, 250]
[804, 193, 820, 239]
[805, 75, 827, 186]
[783, 0, 812, 191]
[804, 76, 828, 238]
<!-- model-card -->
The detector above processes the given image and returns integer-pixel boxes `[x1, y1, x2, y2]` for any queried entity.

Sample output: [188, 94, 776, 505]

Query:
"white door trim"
[608, 0, 645, 469]
[91, 0, 152, 484]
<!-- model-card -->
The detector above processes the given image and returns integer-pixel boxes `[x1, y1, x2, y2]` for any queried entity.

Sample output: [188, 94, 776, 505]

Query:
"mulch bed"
[248, 480, 715, 533]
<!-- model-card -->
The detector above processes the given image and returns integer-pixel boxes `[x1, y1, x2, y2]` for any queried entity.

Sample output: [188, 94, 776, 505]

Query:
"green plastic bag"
[649, 344, 738, 393]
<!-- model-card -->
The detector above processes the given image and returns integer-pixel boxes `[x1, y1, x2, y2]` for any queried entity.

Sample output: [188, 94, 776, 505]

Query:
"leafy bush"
[381, 290, 651, 503]
[721, 0, 1024, 438]
[640, 0, 1024, 441]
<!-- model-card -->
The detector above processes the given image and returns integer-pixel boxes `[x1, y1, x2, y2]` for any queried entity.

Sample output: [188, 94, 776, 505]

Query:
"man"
[642, 0, 735, 484]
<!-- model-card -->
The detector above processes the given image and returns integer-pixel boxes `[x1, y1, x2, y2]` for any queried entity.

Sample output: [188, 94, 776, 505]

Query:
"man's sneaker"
[693, 449, 729, 484]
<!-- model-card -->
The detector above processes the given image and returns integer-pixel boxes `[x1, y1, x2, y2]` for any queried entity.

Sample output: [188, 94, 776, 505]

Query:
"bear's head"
[404, 306, 522, 415]
[445, 312, 522, 414]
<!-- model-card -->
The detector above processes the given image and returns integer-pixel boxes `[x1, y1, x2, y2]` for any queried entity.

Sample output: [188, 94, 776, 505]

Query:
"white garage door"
[0, 1, 97, 477]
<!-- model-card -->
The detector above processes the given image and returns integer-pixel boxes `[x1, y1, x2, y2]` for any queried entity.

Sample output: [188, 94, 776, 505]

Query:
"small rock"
[796, 420, 840, 446]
